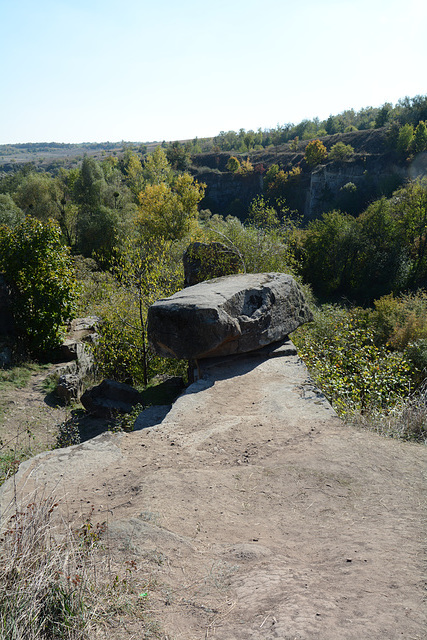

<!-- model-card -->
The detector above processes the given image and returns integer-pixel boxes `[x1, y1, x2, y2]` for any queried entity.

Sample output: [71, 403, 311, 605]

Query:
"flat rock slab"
[148, 272, 313, 359]
[1, 345, 425, 640]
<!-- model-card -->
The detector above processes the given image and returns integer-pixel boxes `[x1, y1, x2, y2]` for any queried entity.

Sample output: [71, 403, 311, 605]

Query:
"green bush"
[329, 142, 354, 161]
[0, 217, 79, 356]
[293, 305, 415, 418]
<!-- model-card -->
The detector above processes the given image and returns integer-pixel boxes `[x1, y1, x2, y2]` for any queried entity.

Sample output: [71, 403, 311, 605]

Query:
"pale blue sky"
[0, 0, 426, 144]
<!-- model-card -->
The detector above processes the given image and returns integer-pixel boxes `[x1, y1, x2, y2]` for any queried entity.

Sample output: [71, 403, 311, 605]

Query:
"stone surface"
[183, 241, 241, 287]
[54, 317, 100, 401]
[1, 344, 425, 640]
[80, 379, 144, 418]
[148, 272, 313, 359]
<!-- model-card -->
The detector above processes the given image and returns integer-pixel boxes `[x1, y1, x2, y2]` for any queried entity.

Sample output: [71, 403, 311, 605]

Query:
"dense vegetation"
[0, 96, 426, 638]
[0, 95, 426, 443]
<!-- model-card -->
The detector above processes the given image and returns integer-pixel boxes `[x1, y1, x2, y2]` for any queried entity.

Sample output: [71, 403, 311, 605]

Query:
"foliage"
[237, 158, 254, 175]
[91, 232, 186, 386]
[293, 305, 415, 418]
[13, 172, 63, 222]
[413, 120, 427, 153]
[298, 210, 362, 297]
[298, 180, 427, 300]
[0, 217, 78, 356]
[202, 204, 298, 275]
[329, 142, 354, 161]
[226, 156, 240, 172]
[166, 140, 191, 171]
[391, 178, 427, 287]
[0, 194, 24, 227]
[137, 172, 205, 241]
[396, 123, 414, 155]
[265, 165, 302, 206]
[304, 139, 328, 166]
[370, 290, 427, 381]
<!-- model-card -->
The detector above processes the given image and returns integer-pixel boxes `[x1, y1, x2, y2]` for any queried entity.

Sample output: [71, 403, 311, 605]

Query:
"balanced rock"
[147, 272, 313, 359]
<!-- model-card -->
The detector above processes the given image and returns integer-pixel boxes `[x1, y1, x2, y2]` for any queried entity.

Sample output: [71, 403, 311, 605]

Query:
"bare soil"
[1, 344, 426, 639]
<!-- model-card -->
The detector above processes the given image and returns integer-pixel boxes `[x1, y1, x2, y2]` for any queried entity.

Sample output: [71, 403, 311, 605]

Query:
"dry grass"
[350, 379, 427, 444]
[0, 494, 154, 640]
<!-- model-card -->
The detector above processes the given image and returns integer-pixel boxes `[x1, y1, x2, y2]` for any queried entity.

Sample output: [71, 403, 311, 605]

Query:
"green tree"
[138, 174, 205, 241]
[413, 121, 427, 153]
[14, 172, 63, 221]
[391, 179, 427, 287]
[166, 141, 191, 171]
[92, 233, 184, 385]
[304, 139, 328, 166]
[0, 217, 78, 355]
[226, 156, 240, 173]
[299, 210, 361, 297]
[143, 147, 172, 185]
[396, 123, 414, 155]
[0, 194, 24, 227]
[329, 142, 354, 161]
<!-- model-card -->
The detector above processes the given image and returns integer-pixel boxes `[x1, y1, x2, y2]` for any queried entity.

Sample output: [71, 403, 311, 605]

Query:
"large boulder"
[147, 272, 313, 359]
[183, 241, 241, 287]
[81, 379, 144, 418]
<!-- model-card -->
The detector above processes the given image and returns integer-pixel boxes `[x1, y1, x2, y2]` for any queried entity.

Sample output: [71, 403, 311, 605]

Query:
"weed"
[55, 416, 81, 448]
[353, 380, 427, 443]
[0, 362, 51, 391]
[0, 496, 154, 639]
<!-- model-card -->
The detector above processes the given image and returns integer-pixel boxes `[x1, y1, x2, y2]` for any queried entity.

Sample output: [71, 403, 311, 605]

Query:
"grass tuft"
[0, 495, 154, 639]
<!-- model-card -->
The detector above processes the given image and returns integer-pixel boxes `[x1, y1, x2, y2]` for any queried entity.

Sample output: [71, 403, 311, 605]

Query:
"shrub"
[329, 142, 354, 161]
[293, 305, 415, 418]
[0, 217, 79, 356]
[226, 156, 240, 172]
[304, 139, 328, 166]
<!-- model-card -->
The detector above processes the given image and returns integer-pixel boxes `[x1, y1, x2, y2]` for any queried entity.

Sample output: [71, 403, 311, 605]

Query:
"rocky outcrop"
[80, 379, 144, 418]
[197, 171, 263, 216]
[54, 317, 100, 402]
[148, 272, 313, 360]
[183, 241, 242, 287]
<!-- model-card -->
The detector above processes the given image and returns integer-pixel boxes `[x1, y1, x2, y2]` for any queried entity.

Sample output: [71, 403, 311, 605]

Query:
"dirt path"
[1, 342, 426, 639]
[0, 366, 68, 455]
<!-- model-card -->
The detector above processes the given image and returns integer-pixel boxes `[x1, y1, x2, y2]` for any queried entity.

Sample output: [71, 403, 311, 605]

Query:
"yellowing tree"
[304, 139, 328, 166]
[138, 172, 205, 241]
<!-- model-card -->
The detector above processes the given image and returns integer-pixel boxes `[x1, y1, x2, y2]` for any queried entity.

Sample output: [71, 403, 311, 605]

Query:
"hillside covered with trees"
[0, 94, 426, 444]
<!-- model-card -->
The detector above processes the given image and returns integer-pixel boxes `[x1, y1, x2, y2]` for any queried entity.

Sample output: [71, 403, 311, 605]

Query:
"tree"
[299, 210, 362, 297]
[122, 150, 144, 197]
[226, 156, 240, 173]
[166, 141, 191, 171]
[304, 140, 328, 166]
[390, 179, 427, 287]
[329, 142, 354, 162]
[0, 217, 78, 355]
[413, 121, 427, 153]
[138, 174, 205, 241]
[396, 123, 414, 155]
[0, 194, 24, 227]
[14, 172, 63, 221]
[92, 232, 184, 385]
[143, 147, 172, 185]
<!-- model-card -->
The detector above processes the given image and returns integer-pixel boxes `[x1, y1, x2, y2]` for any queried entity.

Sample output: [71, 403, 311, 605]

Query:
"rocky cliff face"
[191, 129, 415, 220]
[304, 156, 407, 218]
[197, 171, 263, 217]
